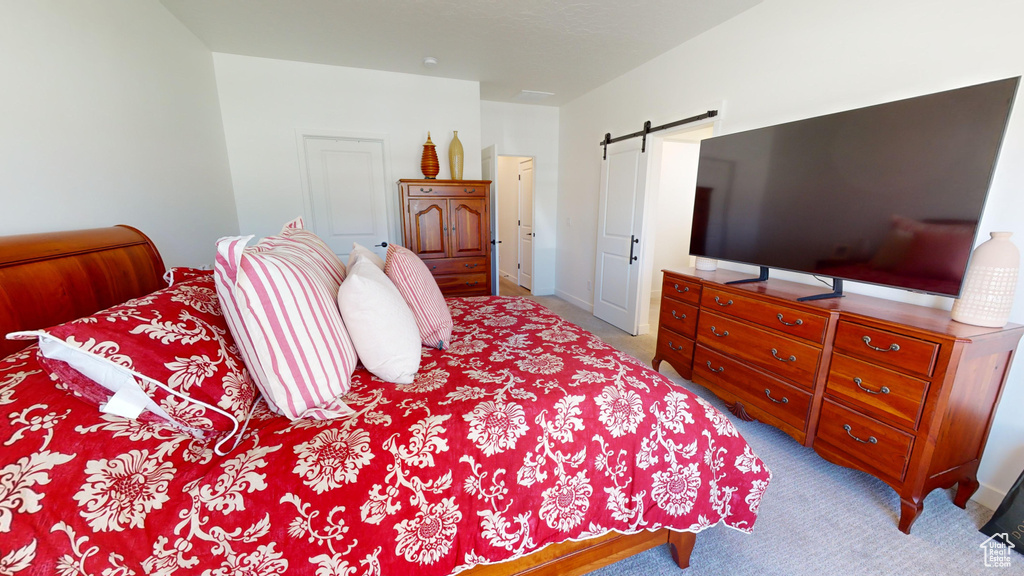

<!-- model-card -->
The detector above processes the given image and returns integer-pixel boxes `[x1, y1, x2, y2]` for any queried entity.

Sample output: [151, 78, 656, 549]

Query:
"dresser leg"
[898, 498, 924, 534]
[652, 355, 663, 371]
[953, 478, 980, 509]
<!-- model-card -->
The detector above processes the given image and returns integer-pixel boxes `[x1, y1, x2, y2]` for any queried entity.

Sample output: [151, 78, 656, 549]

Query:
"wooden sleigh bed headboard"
[0, 225, 165, 358]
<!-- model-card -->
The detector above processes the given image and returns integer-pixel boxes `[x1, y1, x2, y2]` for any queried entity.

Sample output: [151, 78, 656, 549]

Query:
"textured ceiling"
[160, 0, 762, 106]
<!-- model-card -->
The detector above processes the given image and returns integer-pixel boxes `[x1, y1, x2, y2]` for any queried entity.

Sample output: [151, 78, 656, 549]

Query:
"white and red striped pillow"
[215, 221, 357, 420]
[384, 244, 453, 349]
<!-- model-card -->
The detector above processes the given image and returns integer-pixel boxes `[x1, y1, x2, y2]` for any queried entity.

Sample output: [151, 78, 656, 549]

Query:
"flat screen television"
[689, 77, 1019, 299]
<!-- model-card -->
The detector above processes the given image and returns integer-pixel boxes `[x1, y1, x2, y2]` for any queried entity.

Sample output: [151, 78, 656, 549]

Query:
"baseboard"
[637, 322, 651, 335]
[555, 289, 593, 313]
[974, 481, 1006, 512]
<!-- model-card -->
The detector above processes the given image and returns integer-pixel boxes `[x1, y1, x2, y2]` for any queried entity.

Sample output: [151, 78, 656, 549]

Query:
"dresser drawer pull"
[673, 283, 689, 294]
[710, 326, 729, 338]
[668, 341, 684, 352]
[671, 310, 686, 320]
[771, 348, 796, 362]
[843, 424, 878, 444]
[764, 389, 789, 404]
[714, 296, 733, 306]
[465, 281, 479, 286]
[464, 263, 478, 268]
[705, 361, 724, 373]
[854, 377, 890, 395]
[862, 336, 900, 352]
[776, 313, 803, 326]
[464, 188, 475, 194]
[419, 187, 434, 193]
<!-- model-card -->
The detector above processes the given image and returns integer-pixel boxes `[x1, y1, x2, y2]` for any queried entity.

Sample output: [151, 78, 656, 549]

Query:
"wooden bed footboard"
[462, 528, 696, 575]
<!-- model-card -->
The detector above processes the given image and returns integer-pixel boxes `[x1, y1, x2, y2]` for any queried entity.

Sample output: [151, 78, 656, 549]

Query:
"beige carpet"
[507, 289, 1021, 576]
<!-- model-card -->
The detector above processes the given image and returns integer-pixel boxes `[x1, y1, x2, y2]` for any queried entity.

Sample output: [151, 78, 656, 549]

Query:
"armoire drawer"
[815, 399, 914, 483]
[434, 273, 488, 292]
[425, 257, 488, 275]
[701, 286, 829, 344]
[407, 183, 486, 197]
[697, 311, 822, 389]
[694, 345, 812, 432]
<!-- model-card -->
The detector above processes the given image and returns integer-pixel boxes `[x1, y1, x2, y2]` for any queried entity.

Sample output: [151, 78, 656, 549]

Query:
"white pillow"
[349, 242, 386, 271]
[337, 255, 421, 384]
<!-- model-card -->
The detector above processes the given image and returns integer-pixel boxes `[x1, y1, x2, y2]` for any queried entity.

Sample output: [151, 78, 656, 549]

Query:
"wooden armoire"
[398, 179, 492, 297]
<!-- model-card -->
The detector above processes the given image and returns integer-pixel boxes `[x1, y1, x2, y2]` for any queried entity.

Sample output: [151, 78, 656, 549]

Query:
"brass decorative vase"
[448, 130, 464, 180]
[421, 132, 439, 179]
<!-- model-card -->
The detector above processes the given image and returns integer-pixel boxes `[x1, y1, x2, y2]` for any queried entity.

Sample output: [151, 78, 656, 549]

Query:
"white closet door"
[593, 140, 648, 335]
[518, 158, 534, 290]
[302, 137, 390, 261]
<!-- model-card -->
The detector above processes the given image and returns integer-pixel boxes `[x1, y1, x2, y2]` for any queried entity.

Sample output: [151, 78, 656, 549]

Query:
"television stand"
[797, 278, 845, 302]
[653, 267, 1024, 533]
[725, 266, 770, 285]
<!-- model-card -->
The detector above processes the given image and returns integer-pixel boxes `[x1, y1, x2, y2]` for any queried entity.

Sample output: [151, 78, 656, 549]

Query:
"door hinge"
[518, 263, 521, 269]
[518, 220, 521, 226]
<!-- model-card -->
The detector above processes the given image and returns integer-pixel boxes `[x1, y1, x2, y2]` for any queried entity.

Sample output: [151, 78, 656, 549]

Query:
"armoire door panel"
[450, 198, 488, 258]
[408, 199, 447, 258]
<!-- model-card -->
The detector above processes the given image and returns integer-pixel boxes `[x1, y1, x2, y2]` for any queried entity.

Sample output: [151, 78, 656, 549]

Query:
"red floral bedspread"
[0, 296, 770, 575]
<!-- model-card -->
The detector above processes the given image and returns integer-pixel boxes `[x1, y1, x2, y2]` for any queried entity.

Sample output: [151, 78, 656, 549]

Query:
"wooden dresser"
[653, 268, 1023, 533]
[398, 179, 492, 297]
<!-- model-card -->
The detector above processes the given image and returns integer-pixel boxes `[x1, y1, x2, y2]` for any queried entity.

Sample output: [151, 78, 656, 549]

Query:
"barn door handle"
[628, 235, 639, 264]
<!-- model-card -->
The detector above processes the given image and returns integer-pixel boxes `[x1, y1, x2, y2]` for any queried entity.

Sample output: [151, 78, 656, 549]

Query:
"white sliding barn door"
[593, 140, 648, 335]
[301, 136, 390, 261]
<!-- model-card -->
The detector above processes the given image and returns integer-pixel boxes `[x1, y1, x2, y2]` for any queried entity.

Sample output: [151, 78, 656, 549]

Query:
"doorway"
[639, 124, 716, 331]
[496, 155, 535, 296]
[591, 120, 717, 335]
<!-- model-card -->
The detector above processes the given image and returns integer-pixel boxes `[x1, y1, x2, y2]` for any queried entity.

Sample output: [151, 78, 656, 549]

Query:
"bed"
[0, 226, 771, 575]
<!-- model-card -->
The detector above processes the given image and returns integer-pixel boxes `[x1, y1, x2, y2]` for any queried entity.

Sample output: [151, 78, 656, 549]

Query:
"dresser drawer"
[815, 399, 914, 483]
[425, 257, 488, 275]
[701, 286, 829, 344]
[434, 273, 488, 293]
[825, 353, 929, 430]
[697, 311, 822, 389]
[694, 345, 812, 432]
[659, 300, 698, 338]
[662, 274, 701, 305]
[834, 321, 939, 378]
[406, 183, 486, 197]
[656, 329, 695, 378]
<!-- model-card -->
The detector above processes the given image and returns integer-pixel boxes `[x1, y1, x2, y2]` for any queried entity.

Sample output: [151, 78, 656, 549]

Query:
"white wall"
[556, 0, 1024, 506]
[213, 53, 482, 241]
[0, 1, 238, 266]
[481, 101, 559, 295]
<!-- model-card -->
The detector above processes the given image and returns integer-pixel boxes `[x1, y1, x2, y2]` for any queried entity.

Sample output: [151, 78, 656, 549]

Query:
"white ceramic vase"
[694, 257, 718, 271]
[951, 231, 1019, 328]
